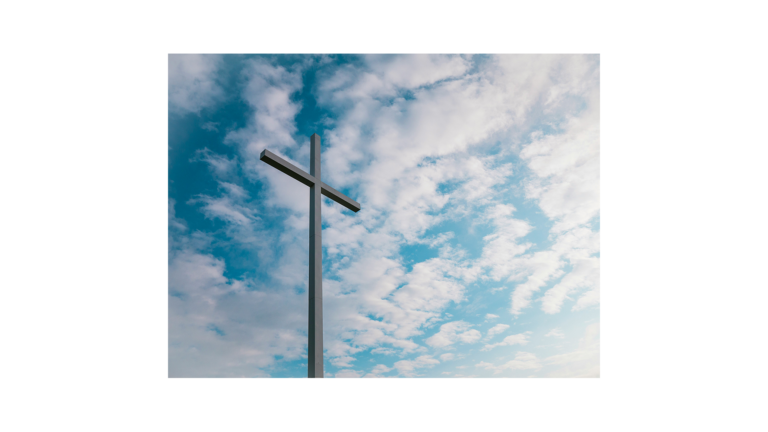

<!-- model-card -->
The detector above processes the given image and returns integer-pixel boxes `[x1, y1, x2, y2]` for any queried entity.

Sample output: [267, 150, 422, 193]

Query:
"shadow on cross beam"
[259, 149, 361, 213]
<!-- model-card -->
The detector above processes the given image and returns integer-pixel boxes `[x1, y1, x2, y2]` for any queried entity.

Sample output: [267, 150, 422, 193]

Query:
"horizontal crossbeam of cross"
[259, 149, 361, 213]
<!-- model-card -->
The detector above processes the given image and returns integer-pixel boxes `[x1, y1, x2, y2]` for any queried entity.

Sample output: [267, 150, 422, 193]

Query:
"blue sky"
[168, 54, 600, 378]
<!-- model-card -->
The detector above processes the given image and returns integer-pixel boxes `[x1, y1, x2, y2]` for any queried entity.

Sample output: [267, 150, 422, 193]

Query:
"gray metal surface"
[321, 182, 361, 213]
[259, 133, 360, 378]
[259, 149, 315, 187]
[307, 134, 323, 379]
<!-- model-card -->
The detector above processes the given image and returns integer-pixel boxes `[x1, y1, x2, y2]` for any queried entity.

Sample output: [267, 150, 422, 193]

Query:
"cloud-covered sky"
[168, 54, 600, 378]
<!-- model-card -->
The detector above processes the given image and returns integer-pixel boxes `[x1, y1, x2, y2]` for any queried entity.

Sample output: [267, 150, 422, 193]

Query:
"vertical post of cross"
[308, 133, 323, 378]
[259, 134, 360, 378]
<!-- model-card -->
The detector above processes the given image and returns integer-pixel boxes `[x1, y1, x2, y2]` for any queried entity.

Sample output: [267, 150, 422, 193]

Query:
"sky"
[168, 54, 600, 378]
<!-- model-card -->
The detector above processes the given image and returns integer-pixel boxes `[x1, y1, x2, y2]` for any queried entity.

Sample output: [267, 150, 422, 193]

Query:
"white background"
[1, 1, 766, 430]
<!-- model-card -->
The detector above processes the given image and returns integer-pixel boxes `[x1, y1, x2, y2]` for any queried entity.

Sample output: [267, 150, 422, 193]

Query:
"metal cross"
[259, 134, 360, 378]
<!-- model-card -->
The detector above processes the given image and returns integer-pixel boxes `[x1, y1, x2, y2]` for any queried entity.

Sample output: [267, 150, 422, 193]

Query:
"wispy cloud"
[169, 54, 224, 114]
[544, 323, 599, 377]
[168, 249, 306, 377]
[191, 148, 238, 180]
[363, 364, 393, 378]
[425, 321, 482, 348]
[481, 332, 532, 351]
[475, 351, 542, 374]
[541, 257, 600, 314]
[393, 355, 440, 377]
[545, 328, 565, 339]
[335, 369, 362, 378]
[225, 58, 304, 160]
[485, 324, 510, 340]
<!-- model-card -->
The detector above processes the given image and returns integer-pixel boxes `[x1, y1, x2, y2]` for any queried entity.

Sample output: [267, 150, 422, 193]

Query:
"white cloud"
[545, 323, 599, 377]
[317, 55, 548, 199]
[507, 227, 600, 315]
[227, 58, 304, 156]
[459, 330, 482, 343]
[223, 58, 308, 216]
[168, 199, 187, 232]
[499, 56, 600, 316]
[425, 321, 482, 348]
[169, 54, 223, 114]
[475, 352, 542, 374]
[507, 249, 564, 315]
[366, 54, 471, 90]
[372, 364, 393, 374]
[168, 249, 306, 377]
[485, 314, 499, 320]
[545, 328, 565, 339]
[330, 356, 355, 368]
[440, 353, 455, 361]
[541, 256, 599, 314]
[393, 355, 440, 377]
[191, 148, 238, 180]
[201, 121, 219, 131]
[474, 204, 533, 282]
[363, 364, 393, 378]
[335, 369, 362, 378]
[183, 150, 261, 229]
[187, 194, 253, 226]
[391, 258, 466, 317]
[573, 286, 600, 311]
[485, 324, 510, 340]
[521, 96, 600, 234]
[481, 332, 531, 351]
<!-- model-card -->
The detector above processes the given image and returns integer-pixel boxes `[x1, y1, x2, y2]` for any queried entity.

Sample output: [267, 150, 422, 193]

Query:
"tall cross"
[259, 133, 360, 378]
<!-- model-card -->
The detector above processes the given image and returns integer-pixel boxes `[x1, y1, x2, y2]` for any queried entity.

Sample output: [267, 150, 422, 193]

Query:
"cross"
[260, 133, 360, 378]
